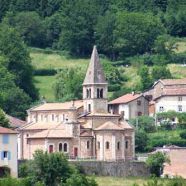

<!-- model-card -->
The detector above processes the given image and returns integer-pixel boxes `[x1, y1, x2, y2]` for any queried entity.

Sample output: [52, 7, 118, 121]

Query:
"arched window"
[97, 141, 100, 149]
[97, 88, 100, 98]
[59, 143, 63, 152]
[106, 141, 109, 149]
[64, 143, 68, 152]
[100, 89, 103, 98]
[125, 141, 129, 149]
[117, 142, 120, 150]
[87, 141, 90, 149]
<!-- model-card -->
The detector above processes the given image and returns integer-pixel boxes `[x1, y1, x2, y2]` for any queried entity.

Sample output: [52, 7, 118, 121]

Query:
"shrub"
[180, 130, 186, 139]
[146, 152, 170, 177]
[33, 69, 57, 76]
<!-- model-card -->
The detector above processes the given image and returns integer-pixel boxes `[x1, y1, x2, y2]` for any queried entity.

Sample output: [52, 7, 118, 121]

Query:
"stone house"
[0, 127, 18, 177]
[153, 146, 186, 179]
[18, 46, 135, 161]
[144, 79, 186, 118]
[108, 93, 149, 120]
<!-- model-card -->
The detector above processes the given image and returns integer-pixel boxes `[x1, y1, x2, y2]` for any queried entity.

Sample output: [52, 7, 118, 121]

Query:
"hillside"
[31, 48, 186, 102]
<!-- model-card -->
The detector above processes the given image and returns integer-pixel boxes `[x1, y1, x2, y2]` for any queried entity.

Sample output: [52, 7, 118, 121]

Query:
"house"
[0, 127, 18, 178]
[7, 115, 26, 129]
[108, 93, 149, 120]
[153, 146, 186, 179]
[18, 46, 135, 161]
[144, 79, 186, 116]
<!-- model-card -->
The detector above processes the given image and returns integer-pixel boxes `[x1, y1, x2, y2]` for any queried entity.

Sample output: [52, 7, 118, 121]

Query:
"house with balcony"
[0, 126, 18, 177]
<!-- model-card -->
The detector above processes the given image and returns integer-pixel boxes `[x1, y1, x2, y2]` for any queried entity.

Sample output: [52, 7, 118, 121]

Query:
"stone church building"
[18, 46, 135, 161]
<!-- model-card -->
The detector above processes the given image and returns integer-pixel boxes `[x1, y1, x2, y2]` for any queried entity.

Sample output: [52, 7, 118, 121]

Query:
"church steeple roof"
[83, 46, 107, 85]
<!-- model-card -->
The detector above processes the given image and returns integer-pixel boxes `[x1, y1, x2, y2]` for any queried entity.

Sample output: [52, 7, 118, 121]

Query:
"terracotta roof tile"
[109, 93, 142, 105]
[0, 126, 18, 134]
[28, 129, 73, 138]
[30, 100, 83, 111]
[80, 130, 93, 137]
[155, 88, 186, 100]
[7, 115, 26, 128]
[160, 78, 186, 85]
[95, 121, 124, 131]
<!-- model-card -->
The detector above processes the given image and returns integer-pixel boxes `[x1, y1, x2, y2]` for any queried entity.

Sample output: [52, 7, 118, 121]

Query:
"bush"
[146, 152, 169, 177]
[108, 84, 121, 91]
[178, 123, 186, 129]
[33, 69, 57, 76]
[180, 130, 186, 139]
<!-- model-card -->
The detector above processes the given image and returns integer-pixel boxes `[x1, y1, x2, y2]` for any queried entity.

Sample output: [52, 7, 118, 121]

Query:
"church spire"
[83, 46, 107, 85]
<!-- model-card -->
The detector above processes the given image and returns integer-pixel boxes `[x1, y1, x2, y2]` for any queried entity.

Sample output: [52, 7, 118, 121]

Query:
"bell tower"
[83, 46, 108, 113]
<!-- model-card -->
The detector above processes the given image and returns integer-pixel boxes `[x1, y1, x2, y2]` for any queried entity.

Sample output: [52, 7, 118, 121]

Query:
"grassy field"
[94, 177, 186, 186]
[30, 49, 89, 70]
[34, 76, 56, 101]
[95, 177, 147, 186]
[31, 47, 186, 102]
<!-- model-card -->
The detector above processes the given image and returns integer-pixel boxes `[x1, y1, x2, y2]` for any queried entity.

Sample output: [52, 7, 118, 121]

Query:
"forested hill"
[0, 0, 186, 59]
[0, 0, 186, 119]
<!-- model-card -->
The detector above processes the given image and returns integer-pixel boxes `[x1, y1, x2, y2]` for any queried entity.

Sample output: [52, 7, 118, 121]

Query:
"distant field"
[34, 76, 56, 102]
[31, 47, 186, 102]
[94, 177, 183, 186]
[30, 50, 88, 70]
[95, 177, 147, 186]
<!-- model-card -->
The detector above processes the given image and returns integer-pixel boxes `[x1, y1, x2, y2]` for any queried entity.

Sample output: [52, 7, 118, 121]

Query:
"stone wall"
[70, 161, 150, 177]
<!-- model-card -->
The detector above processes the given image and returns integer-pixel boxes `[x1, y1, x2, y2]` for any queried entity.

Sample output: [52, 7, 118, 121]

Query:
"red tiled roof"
[109, 93, 142, 105]
[80, 130, 93, 137]
[95, 121, 124, 131]
[7, 115, 26, 128]
[155, 88, 186, 100]
[160, 78, 186, 85]
[0, 126, 18, 134]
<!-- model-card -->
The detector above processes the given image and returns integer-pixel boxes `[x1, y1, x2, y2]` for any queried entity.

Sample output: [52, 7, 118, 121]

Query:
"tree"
[44, 13, 63, 48]
[129, 116, 156, 133]
[164, 6, 186, 37]
[0, 108, 10, 128]
[32, 150, 73, 186]
[135, 130, 148, 152]
[54, 68, 84, 101]
[138, 66, 153, 91]
[23, 150, 97, 186]
[0, 24, 38, 100]
[0, 63, 31, 119]
[146, 152, 170, 177]
[6, 11, 46, 48]
[58, 0, 99, 56]
[95, 12, 117, 60]
[101, 60, 126, 92]
[151, 66, 172, 82]
[114, 12, 165, 58]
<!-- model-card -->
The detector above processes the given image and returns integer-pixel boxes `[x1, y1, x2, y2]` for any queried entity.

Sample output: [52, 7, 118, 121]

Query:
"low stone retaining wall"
[70, 161, 150, 177]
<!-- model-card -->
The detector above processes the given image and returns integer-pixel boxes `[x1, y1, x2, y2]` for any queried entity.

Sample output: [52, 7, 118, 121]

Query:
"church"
[18, 46, 135, 161]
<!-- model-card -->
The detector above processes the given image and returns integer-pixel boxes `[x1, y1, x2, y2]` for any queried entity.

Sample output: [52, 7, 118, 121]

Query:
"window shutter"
[8, 151, 11, 160]
[3, 134, 9, 144]
[1, 151, 4, 160]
